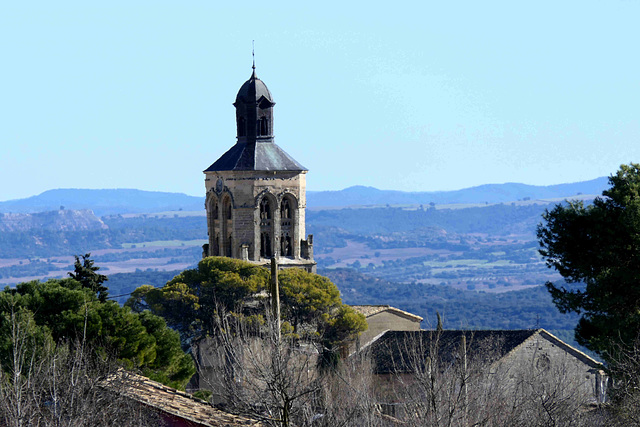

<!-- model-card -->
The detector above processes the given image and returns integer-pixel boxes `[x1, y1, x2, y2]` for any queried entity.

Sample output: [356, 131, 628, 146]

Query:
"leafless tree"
[310, 354, 385, 427]
[370, 330, 607, 427]
[0, 297, 159, 426]
[194, 306, 324, 427]
[476, 350, 603, 426]
[600, 334, 640, 426]
[195, 304, 407, 427]
[373, 330, 483, 426]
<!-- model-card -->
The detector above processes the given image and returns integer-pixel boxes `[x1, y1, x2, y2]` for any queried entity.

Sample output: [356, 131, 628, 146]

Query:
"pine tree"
[69, 253, 109, 302]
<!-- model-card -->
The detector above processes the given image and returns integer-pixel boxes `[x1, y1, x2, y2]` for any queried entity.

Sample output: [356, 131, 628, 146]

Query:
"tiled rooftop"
[101, 370, 263, 427]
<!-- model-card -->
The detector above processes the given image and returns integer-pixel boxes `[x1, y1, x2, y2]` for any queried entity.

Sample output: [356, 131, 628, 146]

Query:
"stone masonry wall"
[494, 331, 604, 403]
[204, 169, 312, 268]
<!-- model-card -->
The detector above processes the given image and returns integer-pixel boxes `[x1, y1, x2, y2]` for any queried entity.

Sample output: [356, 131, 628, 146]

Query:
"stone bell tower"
[203, 64, 316, 272]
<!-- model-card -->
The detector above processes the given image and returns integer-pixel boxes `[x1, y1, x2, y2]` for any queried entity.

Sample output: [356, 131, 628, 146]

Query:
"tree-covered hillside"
[319, 268, 578, 331]
[308, 203, 554, 237]
[0, 212, 206, 258]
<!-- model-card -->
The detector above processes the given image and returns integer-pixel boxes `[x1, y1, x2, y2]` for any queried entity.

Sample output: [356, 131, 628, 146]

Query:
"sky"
[1, 1, 639, 201]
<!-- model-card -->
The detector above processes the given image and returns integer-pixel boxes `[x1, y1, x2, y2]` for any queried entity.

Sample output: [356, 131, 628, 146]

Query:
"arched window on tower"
[207, 193, 220, 256]
[281, 199, 291, 225]
[281, 233, 292, 257]
[213, 233, 220, 256]
[237, 117, 246, 137]
[260, 198, 271, 221]
[261, 232, 272, 258]
[222, 197, 233, 258]
[210, 200, 220, 256]
[257, 117, 268, 136]
[280, 197, 294, 257]
[259, 197, 273, 259]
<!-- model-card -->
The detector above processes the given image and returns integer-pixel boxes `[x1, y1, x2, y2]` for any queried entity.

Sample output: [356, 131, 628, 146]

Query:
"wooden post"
[270, 257, 281, 340]
[461, 334, 468, 424]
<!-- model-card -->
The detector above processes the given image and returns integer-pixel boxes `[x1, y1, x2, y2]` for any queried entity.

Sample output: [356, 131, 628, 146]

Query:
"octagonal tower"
[203, 66, 316, 272]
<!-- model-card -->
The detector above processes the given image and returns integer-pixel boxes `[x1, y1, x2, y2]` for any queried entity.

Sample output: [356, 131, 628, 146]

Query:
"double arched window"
[207, 194, 230, 257]
[210, 191, 301, 261]
[223, 196, 233, 257]
[259, 197, 273, 258]
[207, 197, 220, 256]
[280, 197, 293, 257]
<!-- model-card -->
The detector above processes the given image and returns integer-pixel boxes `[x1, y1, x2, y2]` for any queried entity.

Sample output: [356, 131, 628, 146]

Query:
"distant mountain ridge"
[0, 209, 107, 232]
[0, 177, 609, 216]
[0, 189, 204, 216]
[307, 177, 609, 207]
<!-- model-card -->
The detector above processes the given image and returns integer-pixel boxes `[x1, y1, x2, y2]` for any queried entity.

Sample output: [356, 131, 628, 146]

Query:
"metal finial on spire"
[252, 40, 255, 70]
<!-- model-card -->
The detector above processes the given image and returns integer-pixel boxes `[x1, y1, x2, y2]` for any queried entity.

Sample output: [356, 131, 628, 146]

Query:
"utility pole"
[270, 257, 281, 340]
[461, 334, 468, 425]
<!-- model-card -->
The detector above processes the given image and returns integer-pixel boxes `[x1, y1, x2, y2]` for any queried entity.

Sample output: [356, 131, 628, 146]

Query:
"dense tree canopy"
[126, 257, 366, 354]
[537, 163, 640, 361]
[0, 278, 194, 389]
[278, 267, 341, 331]
[127, 257, 269, 341]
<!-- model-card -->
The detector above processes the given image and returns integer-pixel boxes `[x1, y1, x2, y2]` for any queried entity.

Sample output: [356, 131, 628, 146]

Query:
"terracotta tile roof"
[101, 370, 263, 427]
[350, 305, 423, 322]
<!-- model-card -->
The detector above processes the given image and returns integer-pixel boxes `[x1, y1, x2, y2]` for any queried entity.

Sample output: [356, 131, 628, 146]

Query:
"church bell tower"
[203, 65, 316, 272]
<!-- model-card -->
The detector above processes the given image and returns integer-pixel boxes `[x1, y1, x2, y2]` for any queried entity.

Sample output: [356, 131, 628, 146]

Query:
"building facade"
[350, 305, 423, 354]
[367, 328, 607, 420]
[203, 66, 315, 272]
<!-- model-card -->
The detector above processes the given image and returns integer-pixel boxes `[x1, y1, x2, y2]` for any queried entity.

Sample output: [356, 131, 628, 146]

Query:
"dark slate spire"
[204, 67, 307, 173]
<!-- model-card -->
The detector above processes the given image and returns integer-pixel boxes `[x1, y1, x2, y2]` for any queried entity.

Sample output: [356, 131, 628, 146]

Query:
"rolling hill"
[0, 177, 609, 215]
[307, 177, 608, 207]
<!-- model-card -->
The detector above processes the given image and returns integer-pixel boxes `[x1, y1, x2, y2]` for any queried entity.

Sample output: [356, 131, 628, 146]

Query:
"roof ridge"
[537, 328, 603, 369]
[350, 304, 423, 321]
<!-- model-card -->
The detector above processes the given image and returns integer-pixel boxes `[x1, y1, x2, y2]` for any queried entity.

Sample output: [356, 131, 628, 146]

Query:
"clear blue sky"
[1, 1, 639, 201]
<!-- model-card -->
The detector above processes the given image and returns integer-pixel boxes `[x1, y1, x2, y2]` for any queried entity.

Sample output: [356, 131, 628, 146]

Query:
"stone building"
[367, 328, 607, 419]
[350, 305, 423, 353]
[203, 65, 315, 272]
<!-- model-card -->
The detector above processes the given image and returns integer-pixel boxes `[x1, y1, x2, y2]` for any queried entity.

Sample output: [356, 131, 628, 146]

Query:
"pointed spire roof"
[204, 66, 307, 173]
